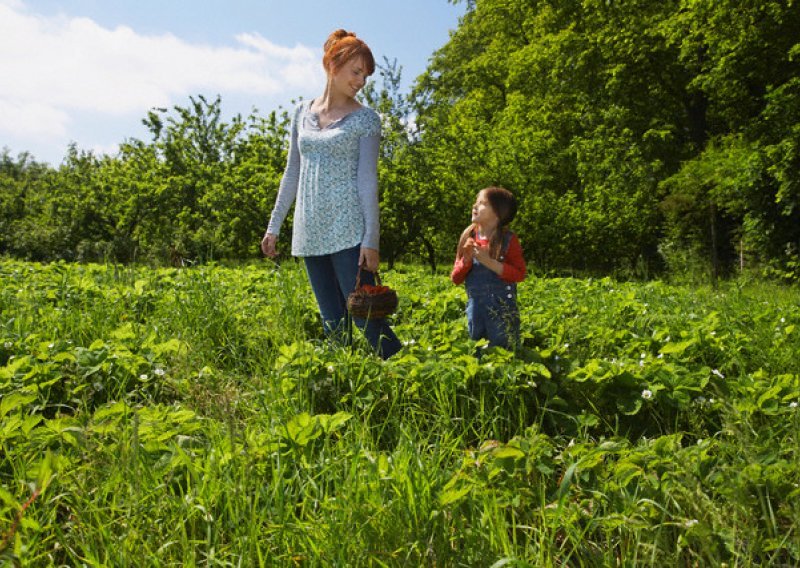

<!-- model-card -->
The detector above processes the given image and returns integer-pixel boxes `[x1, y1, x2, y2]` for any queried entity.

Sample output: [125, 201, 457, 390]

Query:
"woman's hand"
[359, 247, 380, 272]
[261, 232, 278, 258]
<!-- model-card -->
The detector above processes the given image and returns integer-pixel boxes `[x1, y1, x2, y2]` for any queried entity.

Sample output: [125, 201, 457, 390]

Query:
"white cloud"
[0, 99, 70, 139]
[0, 1, 324, 146]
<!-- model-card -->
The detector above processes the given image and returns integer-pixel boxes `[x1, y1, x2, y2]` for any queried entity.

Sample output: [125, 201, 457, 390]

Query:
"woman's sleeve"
[500, 234, 527, 283]
[266, 105, 302, 236]
[356, 119, 381, 250]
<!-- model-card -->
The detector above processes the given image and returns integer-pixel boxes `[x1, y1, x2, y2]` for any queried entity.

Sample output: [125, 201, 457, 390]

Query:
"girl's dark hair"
[456, 187, 518, 260]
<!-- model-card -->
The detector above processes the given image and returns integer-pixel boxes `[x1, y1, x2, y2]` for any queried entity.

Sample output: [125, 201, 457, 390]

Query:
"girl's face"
[330, 56, 368, 99]
[471, 191, 499, 229]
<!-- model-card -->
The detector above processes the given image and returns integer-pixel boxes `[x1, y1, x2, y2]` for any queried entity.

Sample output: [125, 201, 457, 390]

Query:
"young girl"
[451, 187, 526, 350]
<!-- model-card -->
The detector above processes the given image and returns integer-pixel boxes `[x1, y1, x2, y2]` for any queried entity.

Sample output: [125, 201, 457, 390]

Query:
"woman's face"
[330, 56, 368, 99]
[471, 191, 499, 228]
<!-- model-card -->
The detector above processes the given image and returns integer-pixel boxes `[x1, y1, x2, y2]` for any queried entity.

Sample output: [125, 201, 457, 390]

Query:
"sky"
[0, 0, 465, 166]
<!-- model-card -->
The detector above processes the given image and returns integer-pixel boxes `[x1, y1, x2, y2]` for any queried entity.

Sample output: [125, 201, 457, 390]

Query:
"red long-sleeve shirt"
[450, 232, 527, 285]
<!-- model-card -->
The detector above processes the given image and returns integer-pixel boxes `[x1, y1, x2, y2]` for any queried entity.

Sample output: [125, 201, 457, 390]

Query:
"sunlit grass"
[1, 258, 799, 565]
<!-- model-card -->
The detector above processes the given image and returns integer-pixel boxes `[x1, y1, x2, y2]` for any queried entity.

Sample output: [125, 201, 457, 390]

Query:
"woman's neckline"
[307, 99, 365, 129]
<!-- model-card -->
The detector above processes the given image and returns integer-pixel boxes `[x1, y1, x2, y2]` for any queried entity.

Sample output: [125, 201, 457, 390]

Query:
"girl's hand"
[360, 247, 380, 272]
[261, 232, 278, 258]
[473, 242, 491, 264]
[461, 237, 476, 262]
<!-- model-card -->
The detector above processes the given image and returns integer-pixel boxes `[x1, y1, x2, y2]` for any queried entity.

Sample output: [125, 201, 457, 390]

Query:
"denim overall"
[465, 231, 520, 349]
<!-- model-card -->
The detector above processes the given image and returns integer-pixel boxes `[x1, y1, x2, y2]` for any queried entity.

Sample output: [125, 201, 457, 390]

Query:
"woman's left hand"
[359, 247, 380, 272]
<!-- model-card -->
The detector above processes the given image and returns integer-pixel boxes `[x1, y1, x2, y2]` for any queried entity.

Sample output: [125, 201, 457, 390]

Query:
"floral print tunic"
[267, 99, 381, 256]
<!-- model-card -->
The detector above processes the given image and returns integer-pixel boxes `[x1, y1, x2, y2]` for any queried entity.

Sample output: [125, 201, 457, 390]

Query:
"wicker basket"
[347, 268, 398, 320]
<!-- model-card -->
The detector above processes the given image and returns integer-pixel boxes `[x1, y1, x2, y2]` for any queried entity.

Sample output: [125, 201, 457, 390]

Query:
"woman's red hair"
[323, 29, 375, 76]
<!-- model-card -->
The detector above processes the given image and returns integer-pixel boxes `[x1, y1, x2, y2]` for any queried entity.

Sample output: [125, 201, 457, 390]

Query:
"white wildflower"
[640, 352, 646, 359]
[790, 401, 799, 409]
[563, 343, 570, 349]
[3, 342, 11, 349]
[712, 369, 724, 379]
[48, 343, 54, 349]
[154, 367, 166, 376]
[327, 365, 334, 374]
[684, 519, 699, 528]
[641, 389, 653, 400]
[139, 374, 148, 380]
[781, 317, 786, 323]
[695, 396, 707, 405]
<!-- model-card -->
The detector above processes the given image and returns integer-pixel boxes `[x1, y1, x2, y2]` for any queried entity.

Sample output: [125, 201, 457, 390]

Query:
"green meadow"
[1, 258, 799, 566]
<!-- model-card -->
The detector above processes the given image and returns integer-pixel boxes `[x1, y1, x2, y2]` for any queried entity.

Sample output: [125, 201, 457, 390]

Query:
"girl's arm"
[472, 234, 526, 282]
[451, 236, 475, 284]
[499, 234, 526, 282]
[450, 255, 473, 284]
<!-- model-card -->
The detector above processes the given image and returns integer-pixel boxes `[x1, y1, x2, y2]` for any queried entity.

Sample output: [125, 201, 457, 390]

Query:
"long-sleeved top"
[450, 232, 527, 285]
[267, 99, 381, 256]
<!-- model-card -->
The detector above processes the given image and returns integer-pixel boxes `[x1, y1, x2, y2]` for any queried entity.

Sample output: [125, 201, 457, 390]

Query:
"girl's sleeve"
[267, 104, 302, 236]
[500, 234, 526, 283]
[450, 255, 472, 285]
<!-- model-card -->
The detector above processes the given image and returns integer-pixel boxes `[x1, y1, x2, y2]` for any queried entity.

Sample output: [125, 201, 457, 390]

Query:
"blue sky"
[0, 0, 465, 166]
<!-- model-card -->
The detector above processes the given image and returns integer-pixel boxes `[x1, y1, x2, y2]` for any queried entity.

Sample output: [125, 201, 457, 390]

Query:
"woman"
[261, 29, 401, 359]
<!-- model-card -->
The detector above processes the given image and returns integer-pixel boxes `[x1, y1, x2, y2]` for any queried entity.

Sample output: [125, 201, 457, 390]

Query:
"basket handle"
[354, 265, 381, 289]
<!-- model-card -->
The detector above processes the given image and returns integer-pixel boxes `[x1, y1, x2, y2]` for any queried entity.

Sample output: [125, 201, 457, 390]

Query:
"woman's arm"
[356, 134, 380, 251]
[266, 106, 302, 237]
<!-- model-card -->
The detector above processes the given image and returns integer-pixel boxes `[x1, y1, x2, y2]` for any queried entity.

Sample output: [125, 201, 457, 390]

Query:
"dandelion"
[641, 389, 653, 400]
[154, 367, 166, 376]
[684, 519, 699, 528]
[712, 369, 724, 379]
[791, 401, 798, 409]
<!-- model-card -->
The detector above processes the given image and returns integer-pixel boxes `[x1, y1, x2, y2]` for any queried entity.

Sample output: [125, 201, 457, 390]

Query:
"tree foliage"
[2, 0, 799, 280]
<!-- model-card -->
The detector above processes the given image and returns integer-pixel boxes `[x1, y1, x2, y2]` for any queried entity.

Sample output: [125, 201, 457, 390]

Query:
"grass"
[1, 258, 799, 566]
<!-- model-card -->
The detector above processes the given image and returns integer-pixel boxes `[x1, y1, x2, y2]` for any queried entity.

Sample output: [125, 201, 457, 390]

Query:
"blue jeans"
[303, 245, 402, 360]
